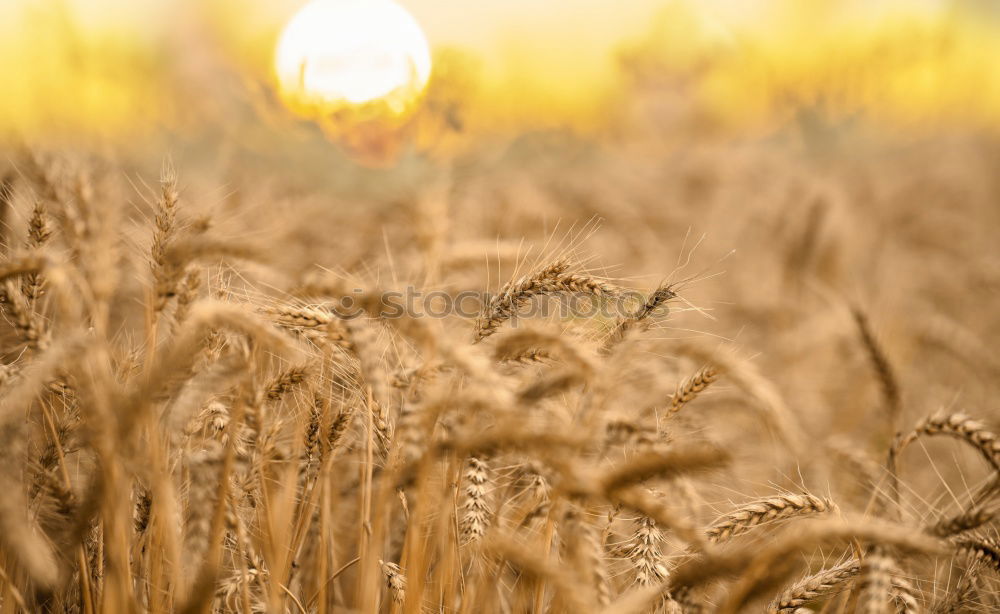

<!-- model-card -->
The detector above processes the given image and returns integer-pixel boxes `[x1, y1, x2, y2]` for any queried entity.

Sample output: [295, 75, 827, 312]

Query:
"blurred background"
[4, 0, 1000, 151]
[5, 0, 999, 311]
[4, 5, 1000, 612]
[3, 0, 1000, 289]
[4, 0, 1000, 513]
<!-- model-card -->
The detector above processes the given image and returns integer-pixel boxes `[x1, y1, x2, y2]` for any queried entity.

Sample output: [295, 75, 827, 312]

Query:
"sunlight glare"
[274, 0, 432, 119]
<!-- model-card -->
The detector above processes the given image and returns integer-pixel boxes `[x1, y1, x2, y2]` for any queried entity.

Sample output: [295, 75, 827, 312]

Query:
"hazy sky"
[2, 0, 991, 136]
[9, 0, 956, 51]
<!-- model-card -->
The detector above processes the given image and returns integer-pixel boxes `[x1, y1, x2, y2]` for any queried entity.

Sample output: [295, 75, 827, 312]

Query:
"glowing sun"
[274, 0, 432, 119]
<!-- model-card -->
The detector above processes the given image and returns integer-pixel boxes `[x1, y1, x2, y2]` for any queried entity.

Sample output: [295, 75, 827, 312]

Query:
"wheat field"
[1, 126, 998, 614]
[3, 4, 1000, 613]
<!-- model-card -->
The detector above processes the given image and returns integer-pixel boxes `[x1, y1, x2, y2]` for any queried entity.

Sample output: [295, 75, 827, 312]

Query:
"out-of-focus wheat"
[0, 110, 998, 614]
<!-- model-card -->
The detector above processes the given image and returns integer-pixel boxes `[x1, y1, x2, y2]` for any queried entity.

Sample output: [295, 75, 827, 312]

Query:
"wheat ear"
[893, 411, 1000, 471]
[668, 365, 718, 418]
[21, 200, 50, 303]
[379, 559, 406, 604]
[706, 493, 838, 543]
[857, 548, 894, 614]
[768, 559, 860, 613]
[927, 505, 995, 537]
[626, 513, 668, 586]
[151, 160, 180, 312]
[930, 562, 982, 614]
[603, 281, 677, 350]
[460, 456, 491, 544]
[851, 308, 901, 428]
[475, 260, 620, 341]
[954, 535, 1000, 572]
[563, 507, 611, 606]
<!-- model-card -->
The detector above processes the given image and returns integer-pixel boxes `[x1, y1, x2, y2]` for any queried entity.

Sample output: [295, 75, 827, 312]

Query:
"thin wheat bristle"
[931, 562, 982, 614]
